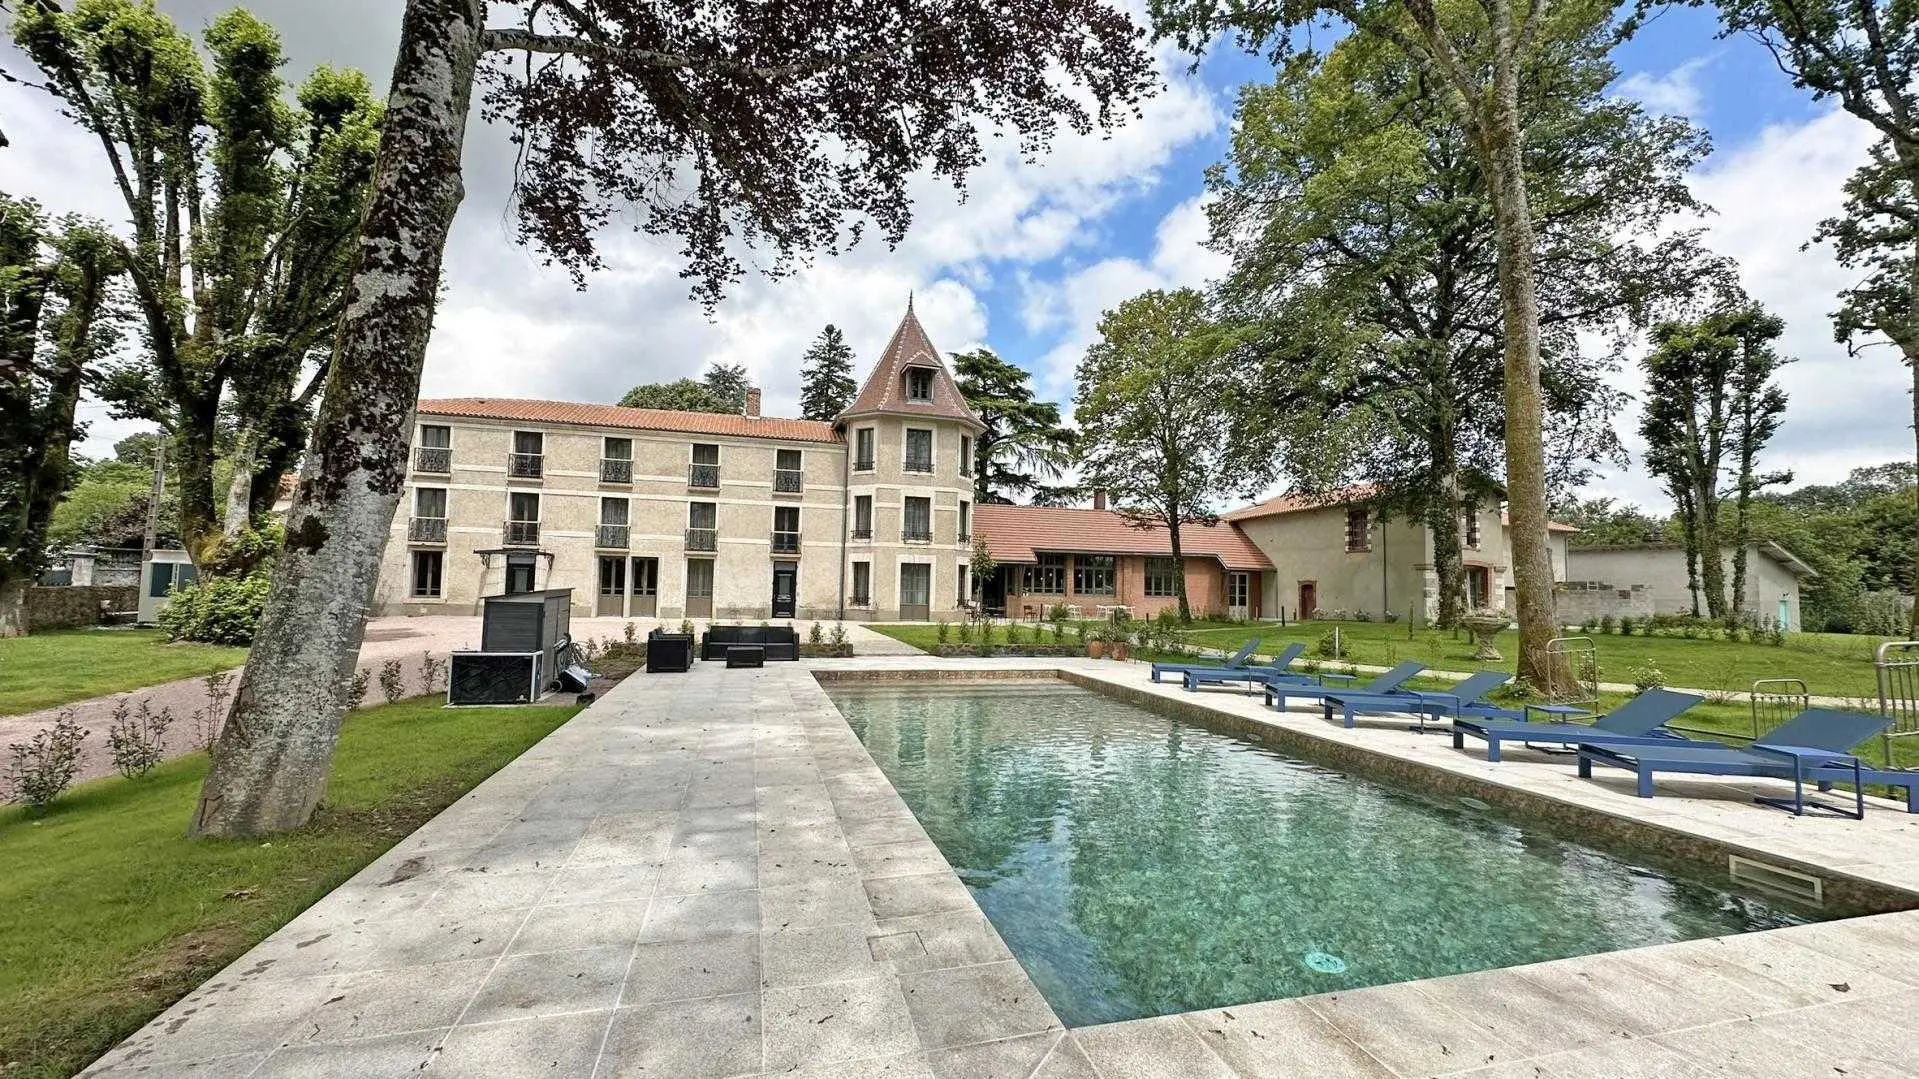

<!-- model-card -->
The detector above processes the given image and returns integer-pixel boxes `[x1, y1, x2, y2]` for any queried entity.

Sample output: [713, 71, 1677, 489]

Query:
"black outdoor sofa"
[700, 625, 800, 662]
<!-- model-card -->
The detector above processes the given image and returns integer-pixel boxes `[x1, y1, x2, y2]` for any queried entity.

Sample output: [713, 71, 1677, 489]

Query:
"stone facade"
[1553, 580, 1657, 627]
[1564, 543, 1813, 630]
[26, 584, 138, 630]
[374, 305, 978, 623]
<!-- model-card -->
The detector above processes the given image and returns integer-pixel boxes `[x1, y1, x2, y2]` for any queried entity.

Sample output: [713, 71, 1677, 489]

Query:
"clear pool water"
[829, 682, 1815, 1026]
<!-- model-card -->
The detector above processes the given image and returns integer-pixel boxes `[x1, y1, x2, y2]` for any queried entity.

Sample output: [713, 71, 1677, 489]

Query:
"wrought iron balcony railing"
[853, 456, 875, 472]
[408, 517, 447, 543]
[771, 530, 801, 554]
[902, 525, 933, 543]
[596, 524, 629, 549]
[600, 458, 633, 483]
[504, 520, 540, 545]
[508, 452, 543, 479]
[688, 463, 721, 488]
[774, 469, 803, 493]
[903, 455, 934, 474]
[685, 527, 718, 551]
[414, 446, 451, 473]
[850, 526, 872, 540]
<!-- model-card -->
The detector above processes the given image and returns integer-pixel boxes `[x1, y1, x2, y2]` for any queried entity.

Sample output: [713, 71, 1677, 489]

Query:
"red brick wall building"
[975, 505, 1269, 620]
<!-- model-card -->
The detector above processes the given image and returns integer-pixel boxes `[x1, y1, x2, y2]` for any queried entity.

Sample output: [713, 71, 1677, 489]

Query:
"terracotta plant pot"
[1087, 640, 1106, 659]
[1109, 642, 1130, 661]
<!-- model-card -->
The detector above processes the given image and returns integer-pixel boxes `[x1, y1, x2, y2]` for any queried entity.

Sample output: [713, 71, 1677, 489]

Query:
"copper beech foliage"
[476, 0, 1158, 305]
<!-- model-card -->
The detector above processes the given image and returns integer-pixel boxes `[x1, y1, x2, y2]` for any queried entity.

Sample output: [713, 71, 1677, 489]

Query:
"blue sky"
[0, 2, 1900, 512]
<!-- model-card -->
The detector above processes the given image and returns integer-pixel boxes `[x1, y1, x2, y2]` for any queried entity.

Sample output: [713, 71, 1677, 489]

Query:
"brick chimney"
[1092, 489, 1108, 511]
[744, 387, 762, 418]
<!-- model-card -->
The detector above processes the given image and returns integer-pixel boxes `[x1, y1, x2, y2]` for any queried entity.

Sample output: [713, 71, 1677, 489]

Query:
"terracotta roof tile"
[975, 504, 1273, 571]
[416, 398, 841, 444]
[841, 303, 983, 428]
[1224, 484, 1378, 522]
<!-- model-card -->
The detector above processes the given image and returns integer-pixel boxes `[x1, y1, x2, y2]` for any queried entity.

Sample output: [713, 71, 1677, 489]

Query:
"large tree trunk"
[0, 578, 24, 638]
[1481, 38, 1558, 690]
[189, 0, 484, 839]
[1907, 235, 1919, 636]
[1168, 515, 1190, 622]
[1693, 477, 1726, 620]
[222, 428, 257, 541]
[1427, 471, 1468, 629]
[172, 393, 225, 570]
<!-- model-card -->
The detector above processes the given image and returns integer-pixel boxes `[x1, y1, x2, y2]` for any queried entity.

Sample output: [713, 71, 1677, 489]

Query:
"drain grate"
[1728, 855, 1824, 907]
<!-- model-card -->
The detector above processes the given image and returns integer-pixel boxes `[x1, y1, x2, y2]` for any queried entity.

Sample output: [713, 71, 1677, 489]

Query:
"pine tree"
[798, 324, 858, 420]
[701, 362, 751, 413]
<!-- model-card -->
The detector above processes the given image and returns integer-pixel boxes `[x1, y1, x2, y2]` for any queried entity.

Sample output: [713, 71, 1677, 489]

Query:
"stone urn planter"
[1459, 612, 1508, 662]
[1086, 639, 1107, 660]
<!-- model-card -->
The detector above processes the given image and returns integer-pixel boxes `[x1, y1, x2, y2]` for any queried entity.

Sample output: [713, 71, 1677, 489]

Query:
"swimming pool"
[829, 681, 1818, 1027]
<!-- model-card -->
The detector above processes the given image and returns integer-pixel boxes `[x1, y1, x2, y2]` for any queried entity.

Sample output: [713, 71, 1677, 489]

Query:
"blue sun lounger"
[1184, 643, 1311, 692]
[1265, 661, 1425, 712]
[1321, 670, 1517, 731]
[1450, 688, 1705, 762]
[1577, 708, 1913, 817]
[1150, 638, 1259, 683]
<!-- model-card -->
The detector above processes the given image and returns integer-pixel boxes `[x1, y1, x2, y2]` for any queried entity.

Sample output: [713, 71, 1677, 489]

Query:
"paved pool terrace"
[86, 658, 1919, 1078]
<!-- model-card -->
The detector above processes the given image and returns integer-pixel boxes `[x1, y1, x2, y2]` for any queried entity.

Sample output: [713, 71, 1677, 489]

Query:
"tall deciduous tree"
[0, 196, 124, 635]
[1075, 289, 1267, 621]
[798, 324, 857, 420]
[618, 363, 753, 413]
[1709, 0, 1919, 628]
[1208, 26, 1697, 626]
[189, 0, 1154, 837]
[951, 347, 1076, 504]
[701, 362, 751, 414]
[1153, 0, 1615, 686]
[12, 1, 381, 572]
[1638, 302, 1792, 623]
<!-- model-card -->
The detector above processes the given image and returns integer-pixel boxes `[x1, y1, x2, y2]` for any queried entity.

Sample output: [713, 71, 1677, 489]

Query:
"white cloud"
[0, 7, 1224, 457]
[1581, 106, 1893, 511]
[1020, 192, 1231, 405]
[1615, 55, 1715, 119]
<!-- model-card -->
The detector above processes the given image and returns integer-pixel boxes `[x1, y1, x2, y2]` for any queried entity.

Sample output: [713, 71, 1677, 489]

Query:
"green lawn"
[0, 695, 581, 1079]
[0, 629, 247, 716]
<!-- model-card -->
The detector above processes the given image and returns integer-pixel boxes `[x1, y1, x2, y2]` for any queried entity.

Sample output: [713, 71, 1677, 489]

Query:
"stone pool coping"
[82, 655, 1919, 1078]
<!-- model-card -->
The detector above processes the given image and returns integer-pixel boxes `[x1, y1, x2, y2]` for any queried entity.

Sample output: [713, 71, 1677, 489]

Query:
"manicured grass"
[0, 629, 247, 716]
[0, 695, 581, 1079]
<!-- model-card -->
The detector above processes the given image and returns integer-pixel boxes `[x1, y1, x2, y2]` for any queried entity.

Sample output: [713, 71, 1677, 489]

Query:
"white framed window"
[851, 561, 872, 605]
[1144, 557, 1180, 597]
[854, 427, 876, 471]
[410, 550, 443, 598]
[903, 428, 933, 473]
[1346, 506, 1371, 552]
[905, 367, 934, 402]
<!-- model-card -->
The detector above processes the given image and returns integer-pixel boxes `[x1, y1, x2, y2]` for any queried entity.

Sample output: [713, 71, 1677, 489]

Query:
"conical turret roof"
[840, 301, 984, 430]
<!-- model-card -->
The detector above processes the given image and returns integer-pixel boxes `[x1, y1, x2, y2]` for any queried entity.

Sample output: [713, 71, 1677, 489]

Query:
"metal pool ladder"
[1874, 640, 1919, 764]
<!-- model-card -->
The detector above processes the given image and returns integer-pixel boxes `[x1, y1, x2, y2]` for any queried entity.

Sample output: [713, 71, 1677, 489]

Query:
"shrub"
[1314, 630, 1339, 658]
[936, 621, 950, 645]
[679, 618, 695, 635]
[956, 619, 972, 644]
[809, 622, 825, 644]
[978, 620, 994, 646]
[4, 711, 88, 814]
[378, 659, 406, 704]
[1598, 613, 1616, 635]
[1631, 664, 1665, 692]
[829, 622, 847, 646]
[346, 668, 372, 710]
[1075, 621, 1088, 643]
[158, 572, 273, 645]
[1617, 615, 1634, 637]
[623, 621, 638, 644]
[420, 651, 447, 695]
[1766, 619, 1786, 647]
[197, 670, 235, 749]
[107, 699, 173, 779]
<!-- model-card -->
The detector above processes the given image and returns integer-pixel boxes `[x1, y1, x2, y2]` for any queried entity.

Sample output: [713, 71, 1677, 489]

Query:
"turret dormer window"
[905, 367, 934, 402]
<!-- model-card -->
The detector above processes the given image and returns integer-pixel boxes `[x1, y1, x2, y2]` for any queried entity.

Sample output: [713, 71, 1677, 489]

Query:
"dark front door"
[506, 555, 537, 595]
[899, 563, 931, 621]
[771, 562, 797, 618]
[1298, 581, 1317, 621]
